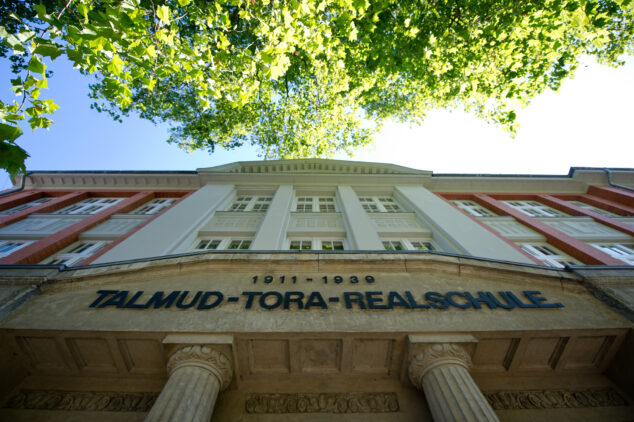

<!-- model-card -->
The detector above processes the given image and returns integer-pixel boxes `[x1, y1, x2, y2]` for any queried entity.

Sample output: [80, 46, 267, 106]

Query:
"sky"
[1, 55, 633, 190]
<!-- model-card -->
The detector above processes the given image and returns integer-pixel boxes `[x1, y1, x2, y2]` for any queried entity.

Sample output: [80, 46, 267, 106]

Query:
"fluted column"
[408, 343, 499, 422]
[145, 345, 233, 422]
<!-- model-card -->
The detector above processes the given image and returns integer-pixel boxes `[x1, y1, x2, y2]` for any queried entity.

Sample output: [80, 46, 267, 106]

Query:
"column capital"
[408, 343, 471, 389]
[167, 345, 233, 391]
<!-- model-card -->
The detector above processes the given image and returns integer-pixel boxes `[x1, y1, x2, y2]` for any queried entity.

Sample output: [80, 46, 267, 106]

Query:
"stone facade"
[0, 159, 632, 421]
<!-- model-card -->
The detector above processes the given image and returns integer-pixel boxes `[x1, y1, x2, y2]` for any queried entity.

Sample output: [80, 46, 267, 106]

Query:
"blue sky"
[1, 55, 633, 190]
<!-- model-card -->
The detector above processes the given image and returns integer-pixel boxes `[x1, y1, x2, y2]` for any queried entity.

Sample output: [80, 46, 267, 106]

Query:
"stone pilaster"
[145, 345, 233, 422]
[408, 343, 499, 422]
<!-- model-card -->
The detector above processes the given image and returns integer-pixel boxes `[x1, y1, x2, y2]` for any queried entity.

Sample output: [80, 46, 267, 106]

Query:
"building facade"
[0, 159, 632, 422]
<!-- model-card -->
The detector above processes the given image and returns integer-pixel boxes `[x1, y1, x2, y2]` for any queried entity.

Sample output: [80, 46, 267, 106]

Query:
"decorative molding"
[409, 343, 471, 388]
[245, 392, 399, 414]
[3, 390, 157, 412]
[167, 345, 233, 391]
[484, 388, 629, 410]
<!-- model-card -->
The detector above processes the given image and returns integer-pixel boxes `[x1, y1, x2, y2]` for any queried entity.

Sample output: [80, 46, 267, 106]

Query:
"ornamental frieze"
[484, 388, 628, 410]
[245, 392, 399, 414]
[3, 390, 158, 412]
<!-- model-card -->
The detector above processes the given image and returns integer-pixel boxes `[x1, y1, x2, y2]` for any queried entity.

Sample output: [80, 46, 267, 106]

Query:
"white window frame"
[293, 196, 337, 213]
[130, 198, 176, 215]
[452, 200, 496, 217]
[570, 201, 617, 217]
[503, 201, 566, 218]
[519, 243, 580, 268]
[358, 196, 403, 213]
[590, 243, 634, 265]
[0, 240, 34, 258]
[382, 239, 437, 251]
[287, 238, 346, 250]
[41, 241, 110, 266]
[191, 238, 252, 251]
[0, 197, 53, 215]
[228, 196, 272, 212]
[54, 198, 123, 215]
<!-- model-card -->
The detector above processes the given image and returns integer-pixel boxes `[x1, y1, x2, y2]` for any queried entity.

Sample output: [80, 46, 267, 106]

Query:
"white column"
[409, 343, 499, 422]
[395, 185, 534, 263]
[251, 185, 294, 250]
[337, 186, 383, 249]
[145, 345, 233, 422]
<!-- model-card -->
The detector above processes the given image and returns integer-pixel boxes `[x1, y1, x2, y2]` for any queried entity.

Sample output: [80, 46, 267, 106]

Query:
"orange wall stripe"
[0, 191, 43, 212]
[588, 185, 634, 206]
[0, 192, 155, 265]
[473, 194, 624, 266]
[0, 192, 88, 228]
[577, 194, 634, 216]
[537, 195, 634, 237]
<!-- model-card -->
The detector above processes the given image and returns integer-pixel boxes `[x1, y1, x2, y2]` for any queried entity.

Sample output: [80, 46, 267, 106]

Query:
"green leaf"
[157, 5, 171, 25]
[0, 123, 23, 142]
[107, 54, 124, 76]
[178, 0, 192, 6]
[33, 4, 47, 19]
[33, 43, 63, 60]
[0, 140, 28, 178]
[28, 56, 46, 74]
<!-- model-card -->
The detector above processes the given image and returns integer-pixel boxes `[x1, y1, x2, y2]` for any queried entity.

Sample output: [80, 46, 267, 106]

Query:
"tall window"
[41, 241, 110, 266]
[519, 243, 580, 268]
[0, 197, 52, 215]
[130, 198, 176, 215]
[229, 196, 272, 212]
[358, 196, 402, 213]
[54, 198, 122, 215]
[502, 201, 565, 218]
[570, 201, 617, 217]
[452, 200, 496, 217]
[590, 243, 634, 265]
[0, 240, 34, 258]
[294, 196, 337, 213]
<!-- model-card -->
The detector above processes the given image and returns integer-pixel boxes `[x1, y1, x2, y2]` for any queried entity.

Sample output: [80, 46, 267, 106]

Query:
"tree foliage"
[1, 0, 633, 175]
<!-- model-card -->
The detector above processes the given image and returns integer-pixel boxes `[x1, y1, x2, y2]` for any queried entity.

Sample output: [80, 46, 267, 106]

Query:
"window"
[570, 201, 617, 217]
[288, 239, 345, 250]
[321, 240, 344, 250]
[192, 238, 252, 251]
[0, 197, 52, 215]
[359, 196, 402, 213]
[590, 243, 634, 265]
[503, 201, 565, 218]
[289, 240, 312, 250]
[519, 243, 580, 268]
[228, 240, 251, 250]
[294, 196, 337, 213]
[130, 198, 176, 215]
[54, 198, 122, 215]
[452, 200, 496, 217]
[41, 241, 109, 266]
[195, 239, 222, 250]
[0, 240, 34, 258]
[229, 196, 272, 212]
[383, 240, 436, 251]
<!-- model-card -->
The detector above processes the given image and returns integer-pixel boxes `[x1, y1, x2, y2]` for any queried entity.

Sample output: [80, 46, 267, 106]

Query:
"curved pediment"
[198, 158, 431, 176]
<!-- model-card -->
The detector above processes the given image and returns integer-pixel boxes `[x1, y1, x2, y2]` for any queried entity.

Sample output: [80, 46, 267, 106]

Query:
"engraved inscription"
[245, 392, 399, 414]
